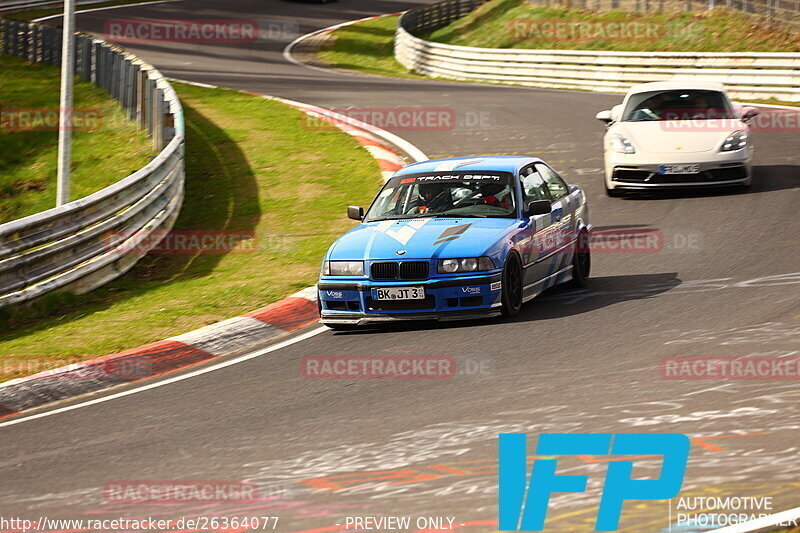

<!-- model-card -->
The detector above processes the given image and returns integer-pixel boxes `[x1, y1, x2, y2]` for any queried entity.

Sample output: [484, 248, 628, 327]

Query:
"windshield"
[365, 172, 517, 222]
[622, 89, 735, 122]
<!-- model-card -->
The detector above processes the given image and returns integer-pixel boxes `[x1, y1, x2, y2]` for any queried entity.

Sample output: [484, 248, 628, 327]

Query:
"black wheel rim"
[508, 258, 522, 308]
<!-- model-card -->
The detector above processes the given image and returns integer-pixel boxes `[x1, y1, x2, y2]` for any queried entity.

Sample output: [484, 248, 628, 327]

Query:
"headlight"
[324, 260, 364, 276]
[720, 130, 748, 152]
[437, 257, 495, 274]
[610, 133, 636, 154]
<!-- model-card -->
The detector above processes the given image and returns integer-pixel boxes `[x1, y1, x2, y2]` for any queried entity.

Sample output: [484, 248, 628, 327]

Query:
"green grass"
[8, 0, 170, 21]
[426, 0, 800, 51]
[317, 15, 423, 79]
[0, 54, 153, 223]
[0, 83, 381, 377]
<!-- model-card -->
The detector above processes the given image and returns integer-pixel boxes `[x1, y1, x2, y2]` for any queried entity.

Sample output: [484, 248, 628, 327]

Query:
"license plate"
[371, 287, 425, 300]
[659, 164, 700, 175]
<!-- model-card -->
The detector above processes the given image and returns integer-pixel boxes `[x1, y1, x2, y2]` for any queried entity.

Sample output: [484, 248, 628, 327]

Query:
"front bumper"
[606, 151, 751, 189]
[318, 272, 503, 325]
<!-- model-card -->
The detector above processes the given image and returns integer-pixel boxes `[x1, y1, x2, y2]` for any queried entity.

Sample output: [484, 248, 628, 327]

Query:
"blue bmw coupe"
[317, 156, 592, 329]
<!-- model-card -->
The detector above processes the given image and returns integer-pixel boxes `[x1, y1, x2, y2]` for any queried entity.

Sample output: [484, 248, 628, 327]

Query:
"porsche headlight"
[324, 260, 364, 276]
[610, 133, 636, 154]
[438, 257, 495, 274]
[720, 130, 748, 152]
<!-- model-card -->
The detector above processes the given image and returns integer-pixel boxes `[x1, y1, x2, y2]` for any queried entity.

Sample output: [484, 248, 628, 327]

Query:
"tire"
[569, 231, 591, 288]
[605, 182, 623, 197]
[500, 253, 523, 317]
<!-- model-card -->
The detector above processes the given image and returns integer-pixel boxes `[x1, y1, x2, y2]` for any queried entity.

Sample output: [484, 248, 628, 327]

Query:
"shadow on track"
[330, 272, 681, 335]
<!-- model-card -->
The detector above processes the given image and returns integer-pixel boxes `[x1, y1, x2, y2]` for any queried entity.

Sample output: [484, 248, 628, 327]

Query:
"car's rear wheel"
[569, 230, 591, 288]
[501, 253, 523, 317]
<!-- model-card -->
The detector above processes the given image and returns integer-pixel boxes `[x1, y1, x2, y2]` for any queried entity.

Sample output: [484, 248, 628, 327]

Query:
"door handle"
[555, 214, 562, 222]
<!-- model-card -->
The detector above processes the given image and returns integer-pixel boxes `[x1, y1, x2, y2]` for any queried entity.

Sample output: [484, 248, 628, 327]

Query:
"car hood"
[616, 119, 745, 153]
[329, 217, 519, 261]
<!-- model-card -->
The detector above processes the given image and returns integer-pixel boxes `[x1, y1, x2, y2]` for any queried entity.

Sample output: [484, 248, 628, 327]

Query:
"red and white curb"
[0, 87, 427, 420]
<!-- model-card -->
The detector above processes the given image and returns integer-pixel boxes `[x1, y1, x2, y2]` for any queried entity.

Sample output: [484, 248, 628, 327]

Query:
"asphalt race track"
[1, 1, 799, 531]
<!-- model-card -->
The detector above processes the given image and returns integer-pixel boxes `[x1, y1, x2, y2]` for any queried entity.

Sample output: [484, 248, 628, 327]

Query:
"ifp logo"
[499, 433, 690, 531]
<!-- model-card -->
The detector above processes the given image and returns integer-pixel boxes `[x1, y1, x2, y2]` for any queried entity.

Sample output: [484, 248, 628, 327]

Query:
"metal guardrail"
[0, 18, 185, 308]
[395, 0, 800, 101]
[0, 0, 110, 13]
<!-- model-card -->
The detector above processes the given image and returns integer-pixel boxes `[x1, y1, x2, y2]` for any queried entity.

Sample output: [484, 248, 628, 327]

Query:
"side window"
[520, 167, 550, 204]
[536, 164, 569, 200]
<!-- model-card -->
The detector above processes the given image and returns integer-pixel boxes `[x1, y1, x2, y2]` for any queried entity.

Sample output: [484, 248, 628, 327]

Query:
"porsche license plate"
[371, 287, 425, 300]
[659, 164, 700, 175]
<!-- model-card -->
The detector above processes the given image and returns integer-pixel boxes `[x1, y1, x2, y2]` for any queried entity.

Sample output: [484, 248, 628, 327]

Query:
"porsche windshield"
[365, 173, 517, 221]
[622, 89, 735, 122]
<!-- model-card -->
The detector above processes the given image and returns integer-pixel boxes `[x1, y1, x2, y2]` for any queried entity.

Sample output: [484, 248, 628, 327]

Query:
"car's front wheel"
[501, 253, 523, 317]
[569, 230, 591, 288]
[605, 182, 623, 197]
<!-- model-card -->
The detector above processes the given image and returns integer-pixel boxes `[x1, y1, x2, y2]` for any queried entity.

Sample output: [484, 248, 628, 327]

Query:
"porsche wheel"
[605, 182, 623, 197]
[501, 253, 523, 317]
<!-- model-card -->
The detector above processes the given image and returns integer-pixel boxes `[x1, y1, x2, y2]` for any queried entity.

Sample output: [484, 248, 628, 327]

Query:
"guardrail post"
[163, 100, 174, 144]
[9, 20, 17, 57]
[137, 68, 147, 129]
[110, 52, 119, 100]
[53, 27, 62, 66]
[154, 87, 165, 150]
[44, 25, 53, 64]
[129, 63, 139, 120]
[120, 58, 130, 110]
[145, 77, 155, 136]
[80, 36, 91, 81]
[104, 48, 112, 92]
[1, 19, 7, 55]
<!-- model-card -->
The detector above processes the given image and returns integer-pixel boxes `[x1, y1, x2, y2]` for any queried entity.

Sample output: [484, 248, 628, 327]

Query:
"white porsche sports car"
[596, 81, 759, 196]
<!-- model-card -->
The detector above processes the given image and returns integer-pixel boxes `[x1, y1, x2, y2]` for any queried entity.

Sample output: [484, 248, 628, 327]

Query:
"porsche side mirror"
[596, 110, 613, 124]
[347, 206, 364, 220]
[741, 106, 759, 122]
[526, 200, 552, 217]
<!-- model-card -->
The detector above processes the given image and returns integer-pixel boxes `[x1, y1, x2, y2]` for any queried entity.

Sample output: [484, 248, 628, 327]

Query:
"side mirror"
[347, 206, 364, 221]
[526, 200, 552, 217]
[741, 106, 759, 122]
[595, 110, 613, 124]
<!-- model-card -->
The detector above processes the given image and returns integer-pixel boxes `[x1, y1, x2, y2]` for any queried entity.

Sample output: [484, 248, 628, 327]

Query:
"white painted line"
[709, 505, 800, 532]
[364, 145, 401, 162]
[169, 78, 219, 89]
[0, 326, 327, 429]
[33, 0, 182, 22]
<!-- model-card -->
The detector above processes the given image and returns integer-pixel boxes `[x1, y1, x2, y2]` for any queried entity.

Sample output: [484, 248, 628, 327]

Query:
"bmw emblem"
[396, 250, 407, 256]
